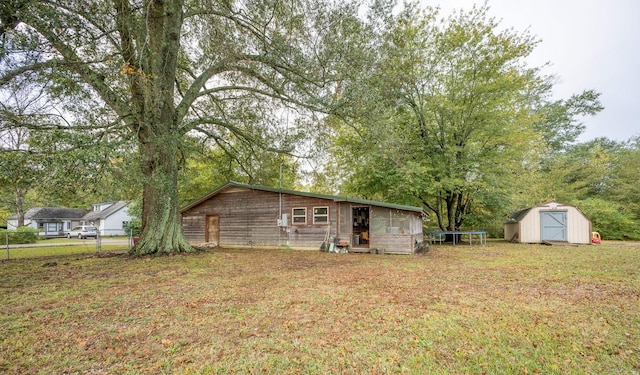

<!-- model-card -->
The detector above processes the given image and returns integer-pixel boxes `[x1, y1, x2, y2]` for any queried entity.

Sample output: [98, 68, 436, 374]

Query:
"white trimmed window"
[313, 207, 329, 224]
[292, 207, 307, 224]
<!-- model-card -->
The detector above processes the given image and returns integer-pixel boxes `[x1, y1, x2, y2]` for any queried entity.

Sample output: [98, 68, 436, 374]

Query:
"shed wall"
[182, 188, 339, 249]
[504, 223, 519, 242]
[368, 206, 421, 254]
[507, 203, 591, 244]
[181, 186, 423, 253]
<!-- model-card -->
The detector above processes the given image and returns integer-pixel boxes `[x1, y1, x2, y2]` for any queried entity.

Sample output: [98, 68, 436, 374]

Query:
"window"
[313, 207, 329, 224]
[292, 208, 307, 224]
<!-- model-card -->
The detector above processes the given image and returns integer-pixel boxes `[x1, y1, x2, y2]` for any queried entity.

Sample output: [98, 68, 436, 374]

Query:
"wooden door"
[206, 215, 220, 245]
[540, 211, 567, 241]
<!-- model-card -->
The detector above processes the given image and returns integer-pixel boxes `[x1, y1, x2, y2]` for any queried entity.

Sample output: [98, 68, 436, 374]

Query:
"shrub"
[0, 226, 40, 244]
[577, 198, 640, 240]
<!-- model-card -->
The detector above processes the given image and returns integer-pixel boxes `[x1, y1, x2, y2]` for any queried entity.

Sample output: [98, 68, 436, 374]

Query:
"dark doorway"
[352, 207, 370, 247]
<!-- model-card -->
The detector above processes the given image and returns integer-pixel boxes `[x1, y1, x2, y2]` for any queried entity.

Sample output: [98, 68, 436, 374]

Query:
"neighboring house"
[6, 207, 86, 237]
[181, 181, 426, 254]
[504, 201, 592, 244]
[81, 201, 132, 236]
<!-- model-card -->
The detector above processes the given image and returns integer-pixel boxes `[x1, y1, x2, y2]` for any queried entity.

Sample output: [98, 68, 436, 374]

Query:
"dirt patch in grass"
[1, 243, 639, 374]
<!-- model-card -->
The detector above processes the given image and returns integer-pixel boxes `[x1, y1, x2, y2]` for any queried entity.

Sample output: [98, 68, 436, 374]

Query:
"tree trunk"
[15, 187, 24, 227]
[125, 0, 191, 256]
[128, 133, 195, 256]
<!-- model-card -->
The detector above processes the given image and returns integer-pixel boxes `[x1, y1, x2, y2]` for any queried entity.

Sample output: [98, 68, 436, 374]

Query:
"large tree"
[1, 0, 351, 255]
[328, 3, 602, 231]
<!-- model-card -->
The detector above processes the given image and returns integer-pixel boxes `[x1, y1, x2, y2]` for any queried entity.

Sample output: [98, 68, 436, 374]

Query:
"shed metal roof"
[181, 181, 425, 214]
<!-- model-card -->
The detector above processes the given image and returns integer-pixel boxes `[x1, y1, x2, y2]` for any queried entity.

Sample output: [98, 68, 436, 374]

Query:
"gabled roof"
[181, 181, 425, 214]
[82, 201, 130, 221]
[506, 201, 590, 223]
[8, 207, 87, 220]
[507, 207, 532, 223]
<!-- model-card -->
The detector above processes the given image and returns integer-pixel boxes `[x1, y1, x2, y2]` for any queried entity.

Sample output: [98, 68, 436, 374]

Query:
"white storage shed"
[504, 202, 592, 244]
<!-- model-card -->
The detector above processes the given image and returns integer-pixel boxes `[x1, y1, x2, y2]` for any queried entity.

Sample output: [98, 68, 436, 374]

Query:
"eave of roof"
[180, 181, 425, 214]
[82, 201, 130, 221]
[506, 201, 592, 223]
[8, 207, 87, 220]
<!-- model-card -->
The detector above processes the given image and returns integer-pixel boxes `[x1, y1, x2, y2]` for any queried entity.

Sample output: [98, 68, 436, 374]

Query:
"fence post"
[5, 232, 9, 260]
[96, 232, 101, 253]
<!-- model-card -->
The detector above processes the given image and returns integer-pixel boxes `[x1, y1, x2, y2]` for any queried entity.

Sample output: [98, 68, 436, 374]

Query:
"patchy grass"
[0, 242, 638, 374]
[34, 237, 129, 245]
[2, 244, 128, 260]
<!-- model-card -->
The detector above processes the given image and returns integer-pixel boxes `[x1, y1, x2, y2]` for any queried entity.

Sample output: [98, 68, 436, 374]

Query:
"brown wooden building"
[180, 182, 426, 254]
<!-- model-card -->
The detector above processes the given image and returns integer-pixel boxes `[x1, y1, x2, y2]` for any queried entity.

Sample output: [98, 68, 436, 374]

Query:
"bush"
[577, 198, 640, 240]
[0, 227, 40, 244]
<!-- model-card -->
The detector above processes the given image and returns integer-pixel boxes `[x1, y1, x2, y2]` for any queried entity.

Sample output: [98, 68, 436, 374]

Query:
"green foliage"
[123, 201, 142, 237]
[577, 198, 640, 240]
[328, 3, 583, 231]
[607, 138, 640, 220]
[0, 226, 40, 244]
[178, 138, 300, 206]
[0, 206, 11, 226]
[2, 0, 358, 254]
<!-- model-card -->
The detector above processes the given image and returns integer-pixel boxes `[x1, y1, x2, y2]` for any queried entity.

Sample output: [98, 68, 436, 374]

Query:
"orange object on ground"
[591, 232, 601, 245]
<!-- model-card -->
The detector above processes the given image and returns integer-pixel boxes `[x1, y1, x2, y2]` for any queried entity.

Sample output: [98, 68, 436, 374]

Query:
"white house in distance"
[81, 201, 132, 236]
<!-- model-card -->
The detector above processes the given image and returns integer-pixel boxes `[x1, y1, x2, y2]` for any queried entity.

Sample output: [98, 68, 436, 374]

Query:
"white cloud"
[424, 0, 640, 142]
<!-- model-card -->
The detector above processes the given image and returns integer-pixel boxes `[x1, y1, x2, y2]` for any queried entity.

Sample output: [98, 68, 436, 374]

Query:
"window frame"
[291, 207, 307, 225]
[313, 206, 329, 224]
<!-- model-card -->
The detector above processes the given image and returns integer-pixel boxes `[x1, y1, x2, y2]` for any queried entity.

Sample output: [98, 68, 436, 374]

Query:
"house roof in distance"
[82, 201, 130, 221]
[8, 207, 87, 220]
[181, 181, 425, 214]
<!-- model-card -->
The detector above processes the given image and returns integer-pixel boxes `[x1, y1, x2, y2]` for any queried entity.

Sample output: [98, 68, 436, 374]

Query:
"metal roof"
[181, 181, 425, 214]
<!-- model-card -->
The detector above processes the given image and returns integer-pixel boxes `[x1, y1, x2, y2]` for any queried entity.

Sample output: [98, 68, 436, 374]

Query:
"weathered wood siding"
[181, 187, 339, 249]
[182, 185, 424, 253]
[372, 234, 414, 255]
[367, 206, 422, 254]
[182, 214, 206, 243]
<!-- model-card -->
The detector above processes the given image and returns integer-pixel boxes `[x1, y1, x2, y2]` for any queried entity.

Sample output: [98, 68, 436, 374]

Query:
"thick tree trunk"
[128, 134, 195, 256]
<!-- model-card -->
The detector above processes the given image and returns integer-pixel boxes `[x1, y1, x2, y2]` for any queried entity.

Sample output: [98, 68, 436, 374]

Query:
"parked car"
[66, 225, 98, 239]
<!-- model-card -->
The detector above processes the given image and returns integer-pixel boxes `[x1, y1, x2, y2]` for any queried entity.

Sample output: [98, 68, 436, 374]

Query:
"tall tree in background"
[0, 71, 135, 216]
[328, 3, 602, 231]
[178, 142, 300, 207]
[1, 0, 353, 255]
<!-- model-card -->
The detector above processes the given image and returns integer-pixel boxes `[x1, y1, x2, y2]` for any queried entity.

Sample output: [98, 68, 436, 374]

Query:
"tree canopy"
[1, 0, 354, 254]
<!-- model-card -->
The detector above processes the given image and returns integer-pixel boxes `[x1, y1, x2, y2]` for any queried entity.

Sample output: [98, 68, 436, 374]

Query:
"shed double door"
[540, 211, 567, 242]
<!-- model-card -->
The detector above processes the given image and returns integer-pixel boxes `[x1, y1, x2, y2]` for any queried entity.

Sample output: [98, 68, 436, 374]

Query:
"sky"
[425, 0, 640, 143]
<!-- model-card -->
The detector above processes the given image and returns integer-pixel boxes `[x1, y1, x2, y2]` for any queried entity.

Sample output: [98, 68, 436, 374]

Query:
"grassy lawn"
[0, 237, 131, 260]
[0, 242, 638, 374]
[2, 244, 129, 260]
